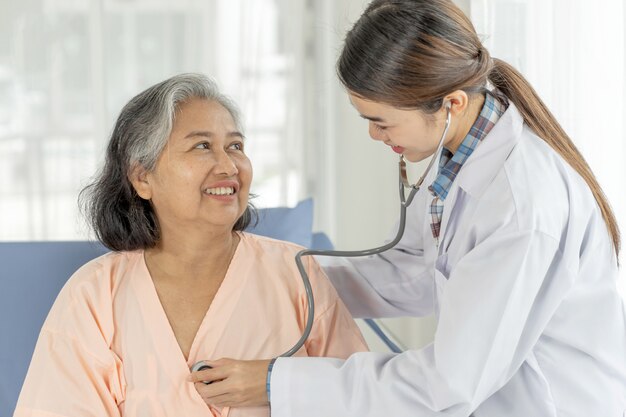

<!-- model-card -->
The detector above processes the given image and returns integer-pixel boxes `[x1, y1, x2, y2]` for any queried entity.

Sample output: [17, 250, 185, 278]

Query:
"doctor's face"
[133, 98, 252, 235]
[348, 92, 448, 163]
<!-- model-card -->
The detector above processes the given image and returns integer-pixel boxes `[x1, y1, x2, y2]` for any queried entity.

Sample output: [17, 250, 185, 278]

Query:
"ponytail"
[489, 58, 620, 258]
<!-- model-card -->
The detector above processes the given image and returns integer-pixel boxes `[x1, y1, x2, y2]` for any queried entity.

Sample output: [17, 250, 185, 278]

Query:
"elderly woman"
[14, 73, 367, 417]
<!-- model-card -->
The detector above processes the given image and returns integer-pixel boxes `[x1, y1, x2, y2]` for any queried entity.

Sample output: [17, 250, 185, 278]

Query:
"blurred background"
[0, 0, 624, 350]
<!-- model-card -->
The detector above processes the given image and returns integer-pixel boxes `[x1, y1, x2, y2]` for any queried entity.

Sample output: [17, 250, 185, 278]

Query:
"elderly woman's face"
[136, 98, 252, 233]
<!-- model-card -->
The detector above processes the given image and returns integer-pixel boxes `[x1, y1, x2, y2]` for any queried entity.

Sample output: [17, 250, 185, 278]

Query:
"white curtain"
[0, 0, 313, 241]
[471, 0, 626, 298]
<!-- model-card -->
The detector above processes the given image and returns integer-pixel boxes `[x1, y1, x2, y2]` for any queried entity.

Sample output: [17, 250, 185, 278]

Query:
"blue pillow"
[245, 198, 313, 248]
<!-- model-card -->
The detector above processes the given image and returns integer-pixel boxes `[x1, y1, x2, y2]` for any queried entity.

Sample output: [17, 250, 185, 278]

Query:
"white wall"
[326, 4, 399, 250]
[455, 0, 471, 15]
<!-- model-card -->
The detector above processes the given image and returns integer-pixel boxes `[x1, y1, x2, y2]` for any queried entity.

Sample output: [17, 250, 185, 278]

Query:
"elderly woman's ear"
[129, 164, 152, 200]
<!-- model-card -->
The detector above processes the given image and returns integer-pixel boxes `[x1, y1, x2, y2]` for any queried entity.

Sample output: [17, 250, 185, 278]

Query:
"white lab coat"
[270, 103, 626, 416]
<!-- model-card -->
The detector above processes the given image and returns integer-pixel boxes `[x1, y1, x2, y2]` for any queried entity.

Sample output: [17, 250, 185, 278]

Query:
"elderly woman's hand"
[189, 358, 272, 408]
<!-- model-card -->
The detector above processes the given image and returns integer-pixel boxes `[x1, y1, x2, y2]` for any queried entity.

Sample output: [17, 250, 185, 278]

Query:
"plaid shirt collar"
[429, 91, 508, 202]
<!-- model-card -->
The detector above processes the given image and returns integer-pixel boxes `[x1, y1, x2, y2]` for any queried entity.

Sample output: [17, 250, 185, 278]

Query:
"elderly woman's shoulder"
[239, 232, 308, 255]
[60, 250, 143, 300]
[42, 250, 143, 335]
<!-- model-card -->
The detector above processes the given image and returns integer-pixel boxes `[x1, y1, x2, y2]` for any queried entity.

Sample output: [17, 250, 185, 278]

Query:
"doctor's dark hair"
[337, 0, 620, 257]
[80, 73, 256, 252]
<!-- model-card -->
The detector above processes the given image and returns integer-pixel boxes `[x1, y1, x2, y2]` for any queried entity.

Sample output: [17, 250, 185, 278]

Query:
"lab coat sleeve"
[301, 257, 369, 358]
[14, 267, 125, 417]
[316, 200, 435, 318]
[272, 229, 567, 416]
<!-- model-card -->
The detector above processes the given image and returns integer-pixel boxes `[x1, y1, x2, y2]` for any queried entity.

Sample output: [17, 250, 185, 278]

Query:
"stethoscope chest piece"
[191, 361, 213, 385]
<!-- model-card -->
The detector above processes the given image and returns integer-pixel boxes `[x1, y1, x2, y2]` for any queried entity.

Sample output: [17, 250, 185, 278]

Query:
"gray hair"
[80, 73, 255, 251]
[126, 73, 244, 171]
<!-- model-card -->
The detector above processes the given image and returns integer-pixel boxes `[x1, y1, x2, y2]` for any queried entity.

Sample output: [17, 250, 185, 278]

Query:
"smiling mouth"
[204, 187, 236, 196]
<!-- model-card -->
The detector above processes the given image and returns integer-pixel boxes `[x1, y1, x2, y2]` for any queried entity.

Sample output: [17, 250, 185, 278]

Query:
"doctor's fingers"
[194, 378, 268, 408]
[190, 358, 270, 387]
[189, 365, 230, 384]
[193, 362, 270, 407]
[195, 386, 244, 408]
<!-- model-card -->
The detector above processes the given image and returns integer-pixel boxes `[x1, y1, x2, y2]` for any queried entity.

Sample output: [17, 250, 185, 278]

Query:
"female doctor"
[190, 0, 626, 415]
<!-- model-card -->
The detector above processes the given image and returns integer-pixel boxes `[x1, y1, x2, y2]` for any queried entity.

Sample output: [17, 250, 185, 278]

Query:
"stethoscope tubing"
[282, 106, 452, 357]
[191, 105, 451, 374]
[190, 106, 451, 377]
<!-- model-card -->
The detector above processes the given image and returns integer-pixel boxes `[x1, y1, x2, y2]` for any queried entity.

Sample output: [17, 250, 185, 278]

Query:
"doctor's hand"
[189, 358, 271, 408]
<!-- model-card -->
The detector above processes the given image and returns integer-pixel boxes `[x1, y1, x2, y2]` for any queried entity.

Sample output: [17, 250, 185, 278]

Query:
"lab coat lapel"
[436, 103, 524, 256]
[421, 155, 442, 265]
[437, 183, 460, 255]
[455, 102, 524, 198]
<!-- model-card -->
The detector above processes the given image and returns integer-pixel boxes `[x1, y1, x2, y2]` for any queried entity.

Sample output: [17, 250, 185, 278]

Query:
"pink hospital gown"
[14, 232, 368, 417]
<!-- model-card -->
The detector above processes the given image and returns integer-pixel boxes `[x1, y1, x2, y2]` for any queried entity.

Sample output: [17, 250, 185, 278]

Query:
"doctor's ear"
[441, 90, 470, 115]
[128, 163, 152, 200]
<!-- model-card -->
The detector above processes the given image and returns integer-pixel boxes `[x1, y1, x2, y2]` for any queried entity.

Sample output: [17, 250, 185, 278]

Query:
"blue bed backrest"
[0, 241, 110, 415]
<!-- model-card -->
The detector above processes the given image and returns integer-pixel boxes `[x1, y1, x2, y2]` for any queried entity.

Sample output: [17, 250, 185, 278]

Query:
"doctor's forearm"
[318, 254, 435, 318]
[269, 352, 474, 417]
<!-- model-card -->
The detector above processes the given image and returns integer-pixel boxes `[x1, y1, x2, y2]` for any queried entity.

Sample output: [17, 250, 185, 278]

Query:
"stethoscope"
[191, 103, 452, 376]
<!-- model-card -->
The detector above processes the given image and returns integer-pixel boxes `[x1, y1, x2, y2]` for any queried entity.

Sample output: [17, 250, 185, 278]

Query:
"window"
[0, 0, 314, 240]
